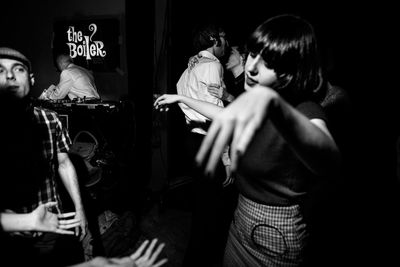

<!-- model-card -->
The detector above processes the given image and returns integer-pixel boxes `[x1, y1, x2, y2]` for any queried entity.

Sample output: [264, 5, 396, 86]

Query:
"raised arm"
[267, 90, 340, 177]
[196, 85, 341, 177]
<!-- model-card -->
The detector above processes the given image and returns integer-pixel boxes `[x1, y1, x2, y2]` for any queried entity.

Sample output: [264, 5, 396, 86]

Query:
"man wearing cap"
[39, 53, 100, 100]
[0, 47, 87, 266]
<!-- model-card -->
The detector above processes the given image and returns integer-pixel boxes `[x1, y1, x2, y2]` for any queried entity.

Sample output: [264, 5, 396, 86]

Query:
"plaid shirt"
[18, 106, 71, 213]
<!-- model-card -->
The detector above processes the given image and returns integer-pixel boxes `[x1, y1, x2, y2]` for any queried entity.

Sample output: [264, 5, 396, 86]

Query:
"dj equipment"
[34, 98, 119, 113]
[34, 98, 135, 201]
[32, 97, 135, 161]
[33, 98, 121, 135]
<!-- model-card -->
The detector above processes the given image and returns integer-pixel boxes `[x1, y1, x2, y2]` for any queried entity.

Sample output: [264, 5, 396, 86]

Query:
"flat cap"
[0, 47, 32, 72]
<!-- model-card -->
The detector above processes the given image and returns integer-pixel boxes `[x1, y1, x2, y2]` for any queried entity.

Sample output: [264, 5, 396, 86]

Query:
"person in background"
[195, 14, 341, 266]
[0, 47, 88, 266]
[1, 202, 167, 267]
[39, 53, 100, 100]
[187, 42, 246, 103]
[168, 22, 235, 266]
[0, 47, 167, 267]
[222, 44, 246, 98]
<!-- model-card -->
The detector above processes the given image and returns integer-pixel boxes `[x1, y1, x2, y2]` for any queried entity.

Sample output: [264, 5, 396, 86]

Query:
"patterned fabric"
[176, 50, 225, 135]
[0, 47, 32, 71]
[224, 194, 308, 267]
[18, 107, 71, 213]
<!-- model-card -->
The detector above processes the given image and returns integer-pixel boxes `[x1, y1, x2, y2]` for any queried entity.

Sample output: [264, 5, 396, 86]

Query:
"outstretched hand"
[129, 239, 167, 267]
[69, 238, 167, 267]
[196, 85, 277, 176]
[32, 202, 81, 235]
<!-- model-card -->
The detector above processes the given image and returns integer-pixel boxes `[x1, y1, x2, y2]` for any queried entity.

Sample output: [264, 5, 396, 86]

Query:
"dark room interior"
[1, 0, 399, 266]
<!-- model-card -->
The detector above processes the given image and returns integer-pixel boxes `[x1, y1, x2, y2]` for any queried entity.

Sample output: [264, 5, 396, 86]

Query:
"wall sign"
[53, 17, 120, 72]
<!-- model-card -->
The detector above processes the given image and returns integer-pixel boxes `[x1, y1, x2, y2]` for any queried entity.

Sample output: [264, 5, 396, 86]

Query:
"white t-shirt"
[176, 50, 225, 135]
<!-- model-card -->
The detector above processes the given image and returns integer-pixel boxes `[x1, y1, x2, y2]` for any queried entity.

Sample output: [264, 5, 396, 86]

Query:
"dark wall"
[126, 1, 155, 192]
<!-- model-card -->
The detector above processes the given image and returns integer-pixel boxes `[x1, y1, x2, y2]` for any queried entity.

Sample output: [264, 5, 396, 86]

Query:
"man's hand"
[206, 83, 223, 99]
[74, 208, 88, 241]
[207, 83, 235, 102]
[32, 202, 81, 235]
[38, 89, 49, 100]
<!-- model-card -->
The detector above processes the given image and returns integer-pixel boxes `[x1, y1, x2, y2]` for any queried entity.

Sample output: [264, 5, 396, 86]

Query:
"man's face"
[0, 58, 31, 98]
[225, 46, 242, 71]
[214, 31, 228, 59]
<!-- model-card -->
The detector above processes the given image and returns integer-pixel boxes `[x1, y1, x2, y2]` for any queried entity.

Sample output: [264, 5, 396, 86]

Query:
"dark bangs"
[247, 14, 322, 104]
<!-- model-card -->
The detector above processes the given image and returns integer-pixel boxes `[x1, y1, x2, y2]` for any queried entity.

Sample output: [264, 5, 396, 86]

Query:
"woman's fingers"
[237, 114, 262, 153]
[149, 242, 165, 263]
[196, 120, 219, 167]
[230, 115, 246, 172]
[231, 118, 259, 171]
[58, 212, 76, 219]
[204, 120, 234, 176]
[55, 229, 76, 235]
[130, 239, 149, 260]
[143, 238, 158, 259]
[153, 258, 168, 267]
[58, 219, 81, 229]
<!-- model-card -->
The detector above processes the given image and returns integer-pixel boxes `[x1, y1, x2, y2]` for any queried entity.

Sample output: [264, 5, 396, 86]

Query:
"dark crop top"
[235, 101, 327, 206]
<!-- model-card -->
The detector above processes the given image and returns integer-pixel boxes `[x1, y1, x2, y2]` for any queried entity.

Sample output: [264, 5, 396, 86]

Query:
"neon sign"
[66, 24, 106, 60]
[53, 17, 120, 72]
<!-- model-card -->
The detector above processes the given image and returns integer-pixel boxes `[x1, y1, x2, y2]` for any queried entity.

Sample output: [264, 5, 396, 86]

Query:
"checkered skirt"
[223, 194, 308, 266]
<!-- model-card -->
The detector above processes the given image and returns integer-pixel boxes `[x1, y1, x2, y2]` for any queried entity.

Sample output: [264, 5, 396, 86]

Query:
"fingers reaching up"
[130, 238, 168, 267]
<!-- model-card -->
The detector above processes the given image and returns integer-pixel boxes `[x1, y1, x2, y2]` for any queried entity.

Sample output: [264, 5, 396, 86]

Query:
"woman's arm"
[269, 93, 341, 177]
[196, 85, 341, 177]
[154, 94, 224, 120]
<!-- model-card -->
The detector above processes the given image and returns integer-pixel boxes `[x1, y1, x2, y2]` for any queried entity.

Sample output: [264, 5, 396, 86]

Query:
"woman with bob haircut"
[195, 14, 341, 266]
[155, 14, 340, 266]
